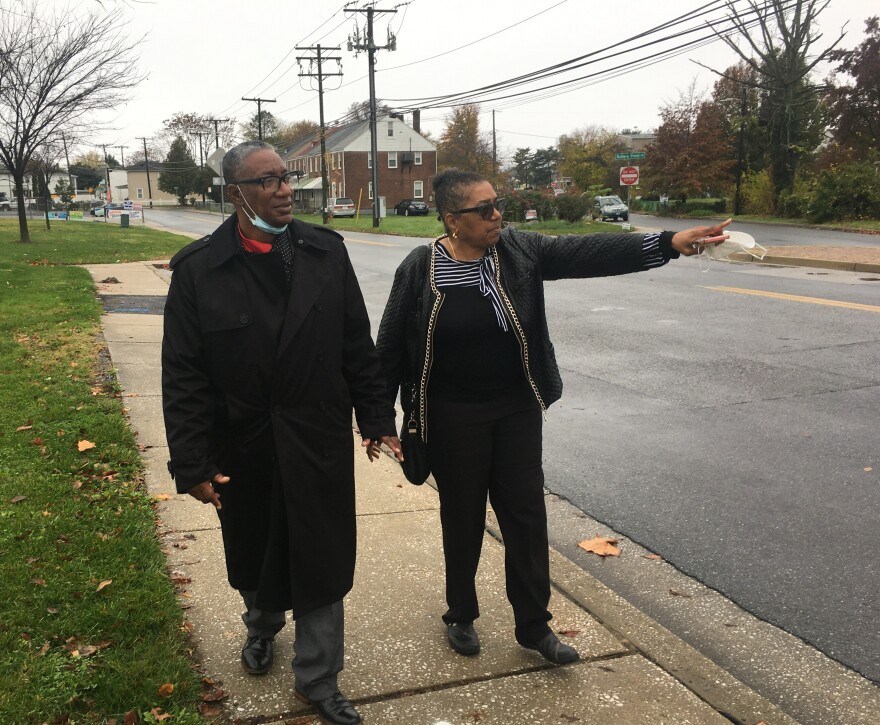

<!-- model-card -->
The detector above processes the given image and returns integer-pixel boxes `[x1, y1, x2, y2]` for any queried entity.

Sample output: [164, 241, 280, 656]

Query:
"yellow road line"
[704, 286, 880, 313]
[344, 236, 399, 247]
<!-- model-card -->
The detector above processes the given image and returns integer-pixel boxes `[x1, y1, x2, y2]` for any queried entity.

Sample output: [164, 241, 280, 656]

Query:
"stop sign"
[619, 166, 640, 186]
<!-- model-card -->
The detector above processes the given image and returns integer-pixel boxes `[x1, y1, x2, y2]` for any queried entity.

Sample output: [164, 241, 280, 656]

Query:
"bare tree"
[28, 140, 64, 230]
[0, 1, 143, 241]
[699, 0, 845, 206]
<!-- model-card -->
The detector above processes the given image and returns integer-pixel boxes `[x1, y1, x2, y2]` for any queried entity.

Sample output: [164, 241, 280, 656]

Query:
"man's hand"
[671, 218, 732, 256]
[363, 436, 404, 462]
[187, 473, 230, 510]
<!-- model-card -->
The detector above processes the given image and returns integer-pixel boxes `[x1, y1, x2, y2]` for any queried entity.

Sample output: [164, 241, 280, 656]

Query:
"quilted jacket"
[376, 226, 677, 440]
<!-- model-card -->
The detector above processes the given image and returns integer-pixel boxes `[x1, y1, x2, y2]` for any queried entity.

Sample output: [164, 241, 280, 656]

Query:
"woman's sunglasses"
[452, 198, 507, 220]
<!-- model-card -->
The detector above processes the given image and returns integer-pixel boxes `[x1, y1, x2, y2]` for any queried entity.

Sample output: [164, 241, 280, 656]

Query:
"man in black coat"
[162, 140, 401, 725]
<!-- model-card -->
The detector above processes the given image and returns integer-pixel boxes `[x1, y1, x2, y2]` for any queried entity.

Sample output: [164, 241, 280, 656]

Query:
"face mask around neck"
[236, 185, 289, 235]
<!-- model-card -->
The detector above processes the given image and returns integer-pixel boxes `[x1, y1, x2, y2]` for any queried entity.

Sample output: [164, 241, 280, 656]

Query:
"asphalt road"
[150, 209, 880, 682]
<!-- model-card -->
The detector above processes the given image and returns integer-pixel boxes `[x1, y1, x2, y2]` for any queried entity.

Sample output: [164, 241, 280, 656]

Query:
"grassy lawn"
[0, 220, 202, 723]
[297, 211, 621, 237]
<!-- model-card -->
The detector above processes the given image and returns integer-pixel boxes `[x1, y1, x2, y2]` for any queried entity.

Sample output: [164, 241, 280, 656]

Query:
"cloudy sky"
[49, 0, 878, 161]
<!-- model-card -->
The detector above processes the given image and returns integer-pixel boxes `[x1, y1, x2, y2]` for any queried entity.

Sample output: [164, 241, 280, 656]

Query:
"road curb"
[729, 252, 880, 274]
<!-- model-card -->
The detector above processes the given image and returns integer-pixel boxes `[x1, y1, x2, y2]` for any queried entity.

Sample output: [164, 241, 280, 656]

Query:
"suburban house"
[282, 113, 437, 214]
[124, 162, 191, 206]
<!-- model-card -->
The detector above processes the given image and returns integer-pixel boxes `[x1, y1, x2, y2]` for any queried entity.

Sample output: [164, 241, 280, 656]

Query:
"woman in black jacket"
[375, 169, 729, 664]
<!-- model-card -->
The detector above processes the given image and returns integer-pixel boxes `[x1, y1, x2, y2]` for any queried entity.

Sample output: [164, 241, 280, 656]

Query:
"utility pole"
[117, 145, 127, 169]
[192, 132, 208, 204]
[346, 6, 397, 228]
[297, 44, 342, 225]
[241, 97, 276, 140]
[136, 137, 153, 208]
[207, 118, 230, 150]
[492, 110, 497, 186]
[734, 85, 747, 217]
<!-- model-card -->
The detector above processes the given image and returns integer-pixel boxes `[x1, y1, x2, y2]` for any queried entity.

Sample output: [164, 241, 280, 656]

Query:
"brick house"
[282, 114, 436, 214]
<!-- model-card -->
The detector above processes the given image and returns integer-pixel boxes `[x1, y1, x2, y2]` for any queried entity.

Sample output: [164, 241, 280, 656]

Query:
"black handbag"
[399, 410, 430, 485]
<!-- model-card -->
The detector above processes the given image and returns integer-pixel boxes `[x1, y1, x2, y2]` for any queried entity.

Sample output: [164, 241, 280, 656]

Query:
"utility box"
[120, 213, 129, 228]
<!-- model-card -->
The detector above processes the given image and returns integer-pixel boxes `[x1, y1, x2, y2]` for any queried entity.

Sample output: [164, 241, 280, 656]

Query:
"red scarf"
[238, 224, 273, 254]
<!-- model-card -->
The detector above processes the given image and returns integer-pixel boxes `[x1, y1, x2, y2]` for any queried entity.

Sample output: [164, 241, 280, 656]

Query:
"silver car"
[592, 195, 629, 222]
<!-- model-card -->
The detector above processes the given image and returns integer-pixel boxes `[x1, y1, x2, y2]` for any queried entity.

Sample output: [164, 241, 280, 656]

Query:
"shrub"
[554, 193, 590, 222]
[740, 169, 774, 215]
[808, 161, 880, 223]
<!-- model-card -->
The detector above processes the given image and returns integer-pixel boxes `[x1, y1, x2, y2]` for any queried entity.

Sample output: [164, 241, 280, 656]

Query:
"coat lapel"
[276, 236, 330, 359]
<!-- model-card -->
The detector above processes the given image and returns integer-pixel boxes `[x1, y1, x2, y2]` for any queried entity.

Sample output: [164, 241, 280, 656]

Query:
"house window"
[136, 188, 144, 199]
[414, 180, 423, 199]
[387, 121, 393, 137]
[367, 151, 372, 169]
[414, 151, 422, 166]
[388, 152, 398, 169]
[368, 182, 373, 200]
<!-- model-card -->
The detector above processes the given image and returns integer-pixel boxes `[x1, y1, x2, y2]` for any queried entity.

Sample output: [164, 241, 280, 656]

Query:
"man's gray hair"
[223, 140, 275, 184]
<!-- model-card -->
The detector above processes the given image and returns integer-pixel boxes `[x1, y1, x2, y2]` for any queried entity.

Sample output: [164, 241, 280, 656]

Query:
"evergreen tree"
[158, 136, 201, 204]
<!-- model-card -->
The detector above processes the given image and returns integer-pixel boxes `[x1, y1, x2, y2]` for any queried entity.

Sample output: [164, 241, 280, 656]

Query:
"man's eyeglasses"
[452, 198, 506, 220]
[231, 171, 300, 192]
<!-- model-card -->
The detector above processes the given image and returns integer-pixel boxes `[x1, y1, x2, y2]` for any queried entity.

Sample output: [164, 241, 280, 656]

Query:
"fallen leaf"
[557, 629, 580, 638]
[31, 578, 46, 586]
[578, 535, 621, 557]
[865, 467, 873, 473]
[37, 642, 50, 657]
[96, 579, 112, 592]
[201, 676, 216, 686]
[15, 425, 33, 432]
[154, 493, 173, 501]
[724, 623, 738, 628]
[198, 703, 223, 717]
[77, 644, 98, 657]
[201, 688, 227, 702]
[10, 495, 26, 504]
[77, 439, 96, 451]
[46, 607, 59, 614]
[31, 437, 43, 445]
[157, 683, 174, 697]
[669, 589, 692, 598]
[644, 554, 662, 561]
[124, 710, 139, 725]
[149, 708, 171, 722]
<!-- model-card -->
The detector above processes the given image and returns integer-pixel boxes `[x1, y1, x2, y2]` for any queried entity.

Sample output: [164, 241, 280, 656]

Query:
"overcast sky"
[69, 0, 877, 162]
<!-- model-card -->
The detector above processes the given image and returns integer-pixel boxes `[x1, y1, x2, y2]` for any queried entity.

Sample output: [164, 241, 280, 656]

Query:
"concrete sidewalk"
[86, 260, 879, 724]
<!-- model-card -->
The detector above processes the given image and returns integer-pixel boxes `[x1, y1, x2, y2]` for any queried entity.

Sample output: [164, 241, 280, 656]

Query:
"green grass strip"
[0, 220, 202, 723]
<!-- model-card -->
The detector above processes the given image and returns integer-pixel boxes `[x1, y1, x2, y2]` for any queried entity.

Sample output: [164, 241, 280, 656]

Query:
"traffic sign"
[207, 147, 227, 177]
[615, 152, 646, 160]
[619, 166, 640, 186]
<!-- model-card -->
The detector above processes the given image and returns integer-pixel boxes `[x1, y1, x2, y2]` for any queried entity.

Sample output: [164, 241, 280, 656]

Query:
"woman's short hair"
[433, 169, 486, 223]
[223, 140, 275, 184]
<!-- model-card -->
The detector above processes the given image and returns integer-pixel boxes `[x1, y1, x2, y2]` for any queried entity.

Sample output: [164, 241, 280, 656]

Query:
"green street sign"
[615, 152, 646, 160]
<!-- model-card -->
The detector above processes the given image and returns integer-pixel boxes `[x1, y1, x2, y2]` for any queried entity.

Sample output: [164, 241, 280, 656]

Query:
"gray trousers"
[241, 591, 345, 700]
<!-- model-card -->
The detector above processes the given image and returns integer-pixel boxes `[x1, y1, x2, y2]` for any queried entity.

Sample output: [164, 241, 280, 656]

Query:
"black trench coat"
[162, 214, 395, 616]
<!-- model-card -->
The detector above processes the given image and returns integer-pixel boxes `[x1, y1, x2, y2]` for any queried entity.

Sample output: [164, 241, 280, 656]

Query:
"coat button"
[297, 239, 304, 245]
[314, 303, 322, 311]
[239, 314, 249, 324]
[272, 405, 282, 415]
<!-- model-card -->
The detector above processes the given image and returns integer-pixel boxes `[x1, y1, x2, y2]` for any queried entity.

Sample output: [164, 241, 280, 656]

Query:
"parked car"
[591, 195, 628, 221]
[0, 198, 12, 211]
[394, 199, 429, 216]
[524, 209, 538, 222]
[329, 197, 357, 218]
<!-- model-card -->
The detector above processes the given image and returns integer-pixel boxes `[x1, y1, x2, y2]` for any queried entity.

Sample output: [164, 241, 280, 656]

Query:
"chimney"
[412, 109, 421, 134]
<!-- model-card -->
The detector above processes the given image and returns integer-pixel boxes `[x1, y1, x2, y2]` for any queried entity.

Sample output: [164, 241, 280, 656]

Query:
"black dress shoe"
[294, 689, 362, 725]
[447, 622, 480, 656]
[521, 632, 579, 665]
[241, 636, 274, 675]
